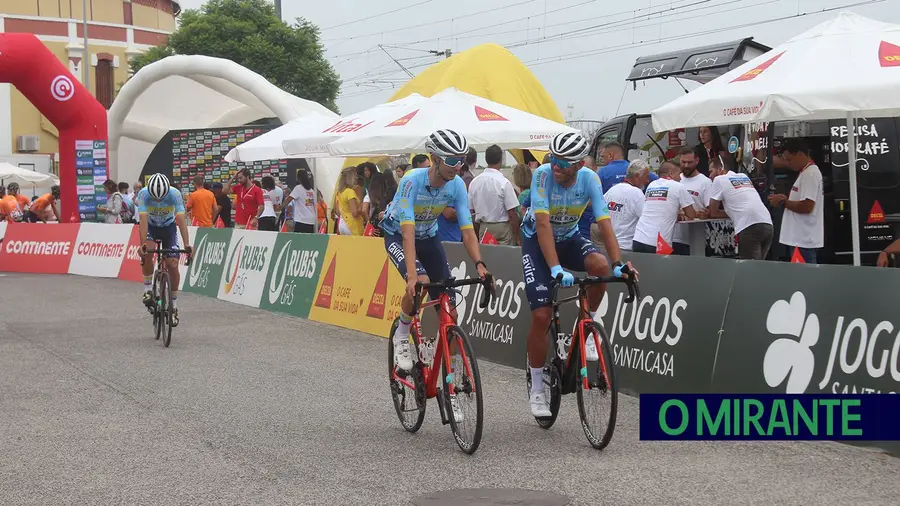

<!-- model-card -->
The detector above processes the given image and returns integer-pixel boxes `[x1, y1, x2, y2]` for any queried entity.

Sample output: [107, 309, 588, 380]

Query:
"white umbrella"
[650, 11, 900, 266]
[0, 162, 59, 190]
[326, 87, 579, 156]
[224, 113, 338, 163]
[279, 93, 428, 158]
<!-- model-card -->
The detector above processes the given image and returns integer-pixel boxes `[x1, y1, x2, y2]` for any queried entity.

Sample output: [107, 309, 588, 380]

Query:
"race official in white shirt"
[468, 144, 520, 245]
[672, 147, 712, 255]
[632, 162, 696, 253]
[603, 160, 650, 251]
[767, 138, 824, 264]
[708, 163, 774, 260]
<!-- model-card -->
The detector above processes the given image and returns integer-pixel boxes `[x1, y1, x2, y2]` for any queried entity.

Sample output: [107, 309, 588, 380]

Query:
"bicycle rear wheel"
[388, 319, 426, 433]
[159, 270, 173, 348]
[576, 322, 617, 450]
[441, 326, 483, 455]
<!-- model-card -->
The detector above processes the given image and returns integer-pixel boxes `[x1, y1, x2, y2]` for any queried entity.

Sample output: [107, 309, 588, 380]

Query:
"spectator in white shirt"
[708, 162, 774, 260]
[468, 144, 520, 245]
[279, 169, 317, 233]
[632, 161, 696, 253]
[767, 138, 824, 264]
[603, 159, 650, 252]
[671, 147, 712, 255]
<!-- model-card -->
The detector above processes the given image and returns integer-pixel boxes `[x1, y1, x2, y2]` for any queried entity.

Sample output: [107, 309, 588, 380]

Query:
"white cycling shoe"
[530, 392, 552, 418]
[393, 338, 414, 371]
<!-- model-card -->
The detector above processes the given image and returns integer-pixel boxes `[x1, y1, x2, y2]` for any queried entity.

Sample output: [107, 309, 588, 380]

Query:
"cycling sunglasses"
[438, 155, 465, 167]
[550, 156, 583, 169]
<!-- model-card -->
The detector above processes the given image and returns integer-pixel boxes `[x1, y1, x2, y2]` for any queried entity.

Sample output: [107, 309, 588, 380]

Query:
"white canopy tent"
[651, 11, 900, 266]
[226, 94, 428, 162]
[326, 88, 581, 157]
[108, 55, 345, 204]
[0, 163, 59, 193]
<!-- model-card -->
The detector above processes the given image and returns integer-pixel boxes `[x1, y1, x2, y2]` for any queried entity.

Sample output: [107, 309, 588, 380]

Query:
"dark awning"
[626, 37, 771, 85]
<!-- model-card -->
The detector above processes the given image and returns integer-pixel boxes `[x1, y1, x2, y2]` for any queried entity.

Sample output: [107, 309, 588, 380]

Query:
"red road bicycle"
[388, 275, 495, 455]
[526, 271, 639, 450]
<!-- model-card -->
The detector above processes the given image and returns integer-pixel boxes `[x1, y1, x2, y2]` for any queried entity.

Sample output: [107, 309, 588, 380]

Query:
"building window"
[95, 59, 114, 109]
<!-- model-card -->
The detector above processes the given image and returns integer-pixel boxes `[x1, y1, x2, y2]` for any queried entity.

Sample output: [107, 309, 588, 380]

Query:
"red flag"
[318, 219, 327, 234]
[214, 216, 225, 228]
[791, 246, 805, 264]
[656, 232, 673, 255]
[363, 222, 376, 236]
[481, 230, 498, 245]
[280, 219, 290, 232]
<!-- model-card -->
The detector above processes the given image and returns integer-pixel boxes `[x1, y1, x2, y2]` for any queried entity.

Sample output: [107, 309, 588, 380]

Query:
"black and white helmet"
[147, 173, 171, 200]
[549, 132, 590, 162]
[425, 129, 469, 157]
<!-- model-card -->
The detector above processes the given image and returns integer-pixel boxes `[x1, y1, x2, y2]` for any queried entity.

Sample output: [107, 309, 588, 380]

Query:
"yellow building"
[0, 0, 178, 160]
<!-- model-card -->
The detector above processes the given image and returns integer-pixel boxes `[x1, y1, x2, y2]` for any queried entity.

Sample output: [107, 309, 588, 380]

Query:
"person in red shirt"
[224, 168, 264, 229]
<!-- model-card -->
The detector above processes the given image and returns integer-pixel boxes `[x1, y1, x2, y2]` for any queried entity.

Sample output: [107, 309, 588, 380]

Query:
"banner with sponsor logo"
[307, 235, 406, 336]
[180, 227, 228, 296]
[421, 243, 528, 368]
[68, 223, 131, 277]
[714, 261, 900, 397]
[258, 232, 329, 318]
[117, 225, 145, 283]
[216, 229, 276, 308]
[0, 222, 79, 273]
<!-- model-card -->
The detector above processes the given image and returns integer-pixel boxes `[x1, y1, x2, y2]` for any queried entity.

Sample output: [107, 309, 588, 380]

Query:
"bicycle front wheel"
[388, 319, 426, 433]
[159, 270, 173, 348]
[441, 326, 484, 455]
[576, 322, 618, 450]
[153, 270, 163, 341]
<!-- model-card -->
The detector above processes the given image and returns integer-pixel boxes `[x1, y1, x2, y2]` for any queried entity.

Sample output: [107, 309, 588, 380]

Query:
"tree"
[127, 0, 341, 112]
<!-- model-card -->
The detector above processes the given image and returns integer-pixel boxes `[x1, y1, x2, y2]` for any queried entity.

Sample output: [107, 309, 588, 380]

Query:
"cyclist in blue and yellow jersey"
[521, 132, 638, 417]
[137, 173, 193, 326]
[381, 129, 492, 372]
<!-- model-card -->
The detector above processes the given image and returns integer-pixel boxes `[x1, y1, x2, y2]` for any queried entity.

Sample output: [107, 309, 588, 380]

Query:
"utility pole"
[82, 0, 89, 93]
[274, 0, 282, 20]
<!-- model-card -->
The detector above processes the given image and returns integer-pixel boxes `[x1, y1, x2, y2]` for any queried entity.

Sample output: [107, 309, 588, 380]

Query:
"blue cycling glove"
[550, 265, 574, 287]
[613, 264, 624, 278]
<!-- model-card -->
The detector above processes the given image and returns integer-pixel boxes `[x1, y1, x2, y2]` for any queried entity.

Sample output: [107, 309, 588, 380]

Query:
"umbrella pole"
[311, 159, 319, 234]
[847, 113, 861, 266]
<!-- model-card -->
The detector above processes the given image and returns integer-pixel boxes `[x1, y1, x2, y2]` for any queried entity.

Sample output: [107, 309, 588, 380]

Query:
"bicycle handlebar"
[416, 274, 496, 310]
[552, 267, 640, 304]
[145, 239, 194, 266]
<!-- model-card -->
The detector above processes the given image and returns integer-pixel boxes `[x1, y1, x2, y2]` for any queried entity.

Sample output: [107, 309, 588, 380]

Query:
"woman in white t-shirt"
[279, 169, 317, 234]
[258, 175, 283, 231]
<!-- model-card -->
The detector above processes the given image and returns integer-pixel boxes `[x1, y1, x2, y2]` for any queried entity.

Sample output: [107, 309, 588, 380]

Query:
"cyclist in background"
[381, 129, 492, 372]
[520, 132, 638, 418]
[137, 173, 192, 327]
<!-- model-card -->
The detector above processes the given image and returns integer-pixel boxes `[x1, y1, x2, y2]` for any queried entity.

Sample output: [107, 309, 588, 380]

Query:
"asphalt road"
[1, 273, 898, 506]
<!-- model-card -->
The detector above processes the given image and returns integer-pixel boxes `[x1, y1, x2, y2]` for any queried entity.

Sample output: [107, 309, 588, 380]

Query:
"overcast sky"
[177, 0, 899, 120]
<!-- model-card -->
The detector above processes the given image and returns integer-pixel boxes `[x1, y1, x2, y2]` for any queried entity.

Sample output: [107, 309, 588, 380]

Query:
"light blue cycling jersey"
[136, 187, 185, 227]
[521, 164, 610, 241]
[381, 167, 474, 239]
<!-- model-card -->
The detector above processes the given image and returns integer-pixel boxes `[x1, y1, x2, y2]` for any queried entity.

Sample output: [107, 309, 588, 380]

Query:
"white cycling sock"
[590, 310, 597, 320]
[171, 295, 178, 309]
[530, 367, 544, 395]
[395, 312, 412, 341]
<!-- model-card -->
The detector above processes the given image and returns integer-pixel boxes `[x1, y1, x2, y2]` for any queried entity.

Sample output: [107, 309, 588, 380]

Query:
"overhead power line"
[321, 0, 435, 31]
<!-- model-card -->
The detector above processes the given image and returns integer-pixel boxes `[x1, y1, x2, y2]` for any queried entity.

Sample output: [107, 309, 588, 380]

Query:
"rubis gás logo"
[764, 291, 900, 394]
[221, 237, 269, 296]
[188, 234, 227, 289]
[267, 240, 319, 306]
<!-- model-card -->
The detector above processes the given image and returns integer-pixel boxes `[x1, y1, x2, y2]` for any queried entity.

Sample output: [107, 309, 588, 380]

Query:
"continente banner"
[258, 232, 328, 318]
[182, 227, 232, 297]
[216, 228, 277, 308]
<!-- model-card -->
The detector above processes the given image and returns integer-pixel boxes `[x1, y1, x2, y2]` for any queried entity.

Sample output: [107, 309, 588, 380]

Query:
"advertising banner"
[307, 235, 406, 336]
[117, 225, 145, 283]
[68, 222, 131, 277]
[74, 140, 97, 222]
[714, 261, 900, 396]
[216, 228, 277, 308]
[421, 243, 528, 369]
[585, 252, 736, 394]
[92, 140, 108, 219]
[0, 222, 79, 273]
[258, 232, 329, 318]
[182, 227, 232, 297]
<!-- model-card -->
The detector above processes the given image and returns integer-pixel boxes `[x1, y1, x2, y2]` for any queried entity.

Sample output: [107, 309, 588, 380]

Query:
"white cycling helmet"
[425, 129, 469, 157]
[147, 173, 171, 200]
[549, 132, 590, 162]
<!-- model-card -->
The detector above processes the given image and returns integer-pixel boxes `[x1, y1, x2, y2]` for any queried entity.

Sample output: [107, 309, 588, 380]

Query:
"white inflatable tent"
[108, 54, 344, 203]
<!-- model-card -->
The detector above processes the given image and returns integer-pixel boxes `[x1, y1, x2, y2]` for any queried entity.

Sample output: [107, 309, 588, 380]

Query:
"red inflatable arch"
[0, 33, 108, 223]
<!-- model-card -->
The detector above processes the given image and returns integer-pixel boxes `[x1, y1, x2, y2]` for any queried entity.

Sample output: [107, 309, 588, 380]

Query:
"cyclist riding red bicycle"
[380, 129, 491, 372]
[520, 132, 638, 418]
